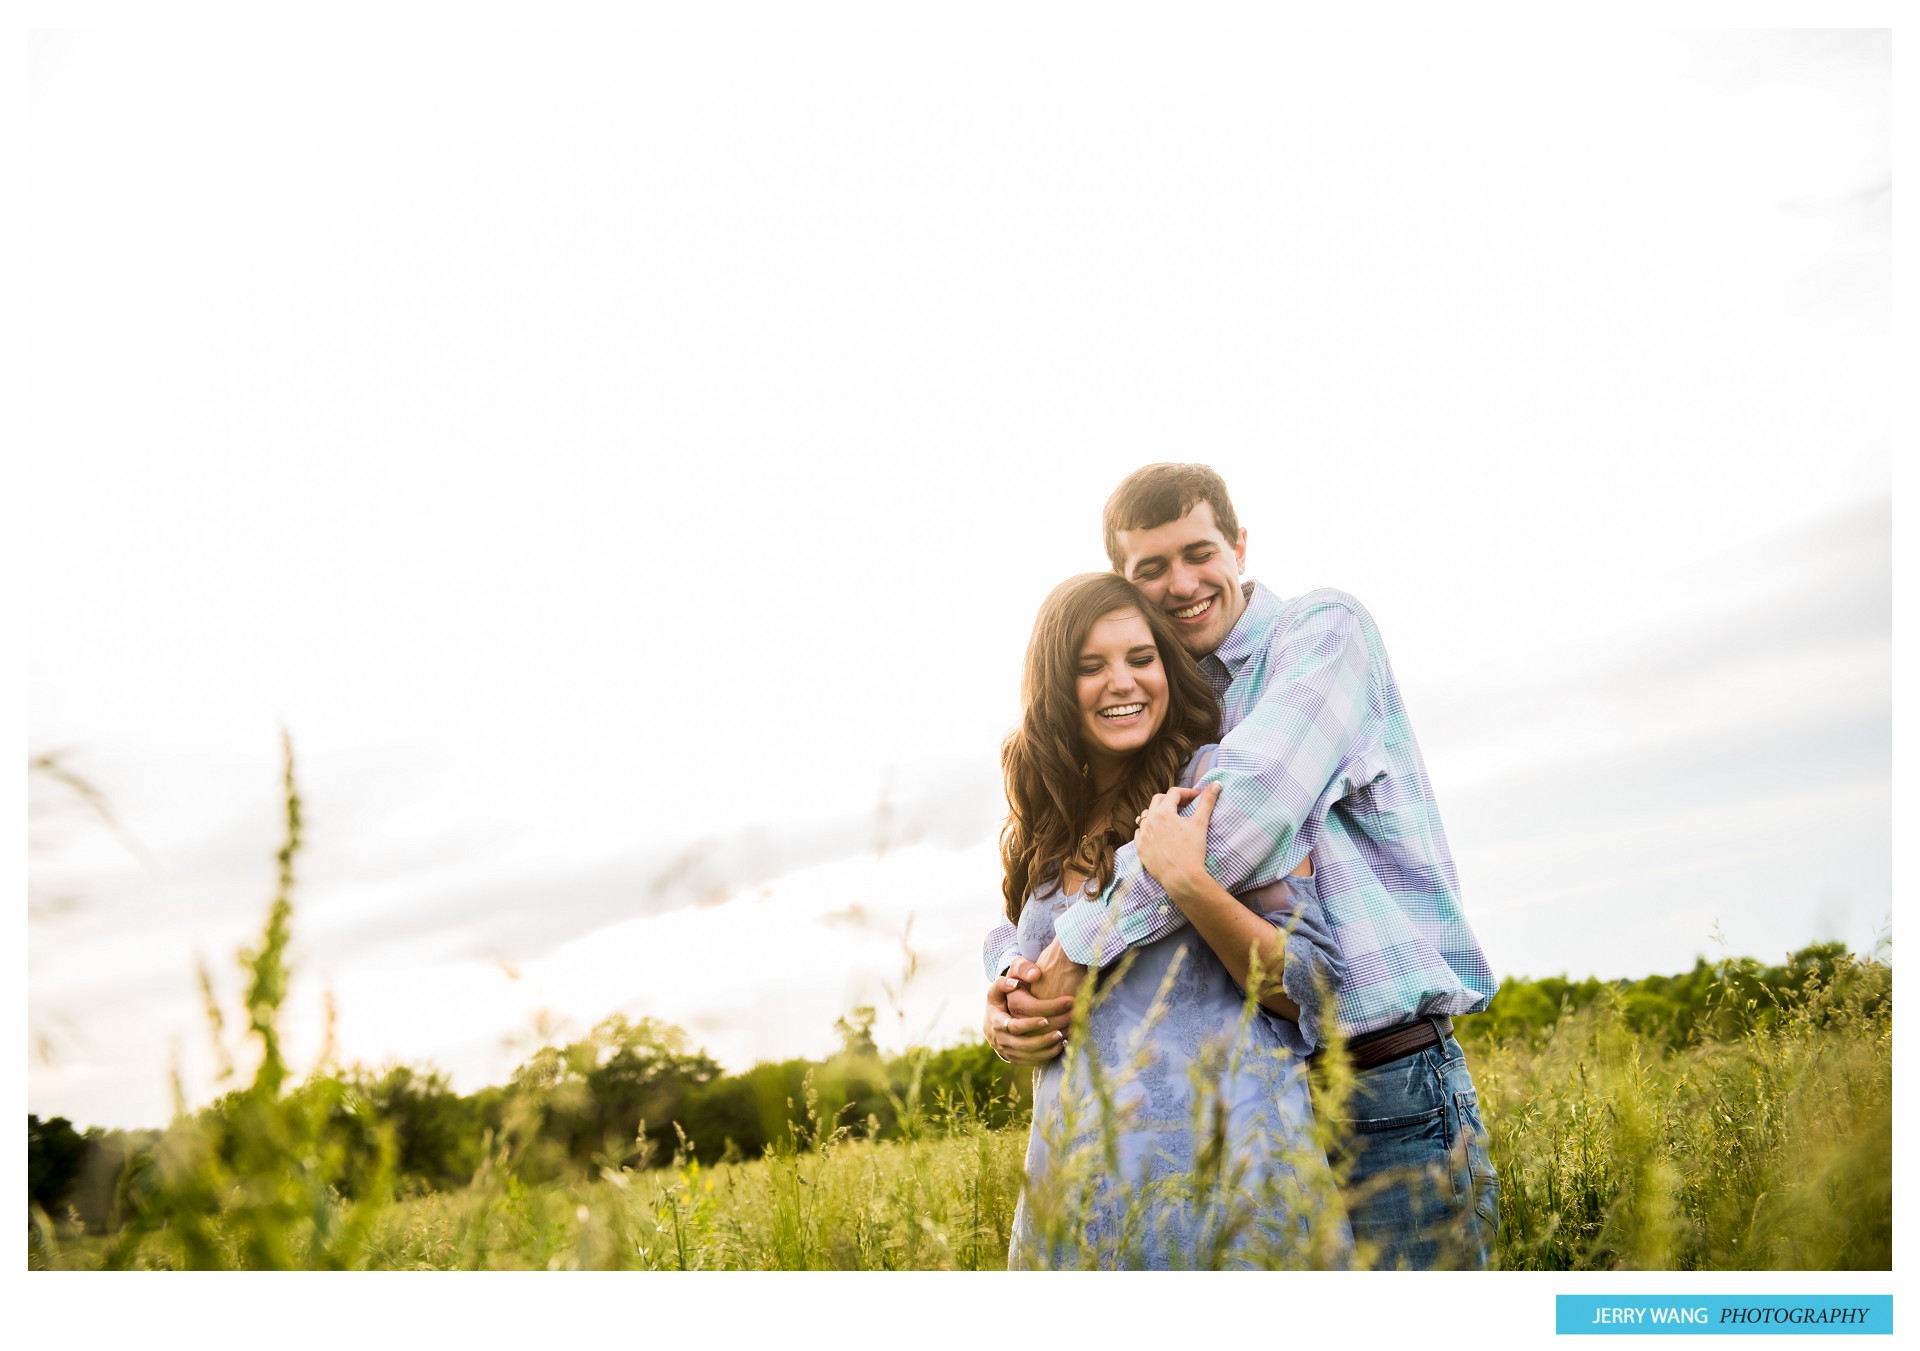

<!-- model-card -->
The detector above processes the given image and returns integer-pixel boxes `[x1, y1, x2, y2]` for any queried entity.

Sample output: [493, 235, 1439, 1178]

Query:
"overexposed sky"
[29, 27, 1889, 1128]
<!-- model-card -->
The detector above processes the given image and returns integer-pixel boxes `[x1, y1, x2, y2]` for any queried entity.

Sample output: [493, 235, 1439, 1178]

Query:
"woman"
[989, 573, 1350, 1269]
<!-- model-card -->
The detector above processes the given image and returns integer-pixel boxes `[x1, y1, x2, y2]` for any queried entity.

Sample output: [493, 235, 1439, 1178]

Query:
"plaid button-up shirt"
[984, 580, 1497, 1041]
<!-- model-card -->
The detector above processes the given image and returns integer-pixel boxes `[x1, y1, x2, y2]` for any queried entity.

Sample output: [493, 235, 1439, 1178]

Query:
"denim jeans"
[1314, 1027, 1500, 1270]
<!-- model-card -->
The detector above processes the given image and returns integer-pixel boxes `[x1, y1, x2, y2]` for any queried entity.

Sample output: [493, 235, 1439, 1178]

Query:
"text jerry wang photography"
[25, 16, 1892, 1314]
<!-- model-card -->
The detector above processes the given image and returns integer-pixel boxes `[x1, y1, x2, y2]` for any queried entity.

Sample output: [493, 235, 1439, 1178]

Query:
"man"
[982, 462, 1500, 1269]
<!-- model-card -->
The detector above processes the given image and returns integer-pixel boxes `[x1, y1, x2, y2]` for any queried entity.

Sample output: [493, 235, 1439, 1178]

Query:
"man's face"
[1113, 501, 1248, 658]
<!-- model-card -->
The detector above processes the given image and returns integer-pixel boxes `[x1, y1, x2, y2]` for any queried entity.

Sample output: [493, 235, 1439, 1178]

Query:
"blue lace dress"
[1007, 751, 1353, 1270]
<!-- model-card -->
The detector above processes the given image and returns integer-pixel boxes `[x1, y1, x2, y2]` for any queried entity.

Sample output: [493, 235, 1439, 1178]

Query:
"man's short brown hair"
[1101, 463, 1241, 572]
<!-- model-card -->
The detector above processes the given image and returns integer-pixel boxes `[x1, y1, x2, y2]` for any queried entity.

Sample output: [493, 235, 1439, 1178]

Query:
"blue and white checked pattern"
[985, 581, 1497, 1039]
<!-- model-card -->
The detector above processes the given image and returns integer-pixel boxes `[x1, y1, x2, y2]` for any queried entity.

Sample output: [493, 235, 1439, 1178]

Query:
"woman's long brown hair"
[999, 573, 1222, 925]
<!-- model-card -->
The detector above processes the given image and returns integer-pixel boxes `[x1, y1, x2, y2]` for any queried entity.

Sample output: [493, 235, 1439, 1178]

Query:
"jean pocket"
[1346, 1105, 1447, 1135]
[1334, 1103, 1449, 1180]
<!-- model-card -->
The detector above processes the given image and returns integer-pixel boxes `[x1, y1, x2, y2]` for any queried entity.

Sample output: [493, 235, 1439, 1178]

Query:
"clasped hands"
[983, 782, 1220, 1066]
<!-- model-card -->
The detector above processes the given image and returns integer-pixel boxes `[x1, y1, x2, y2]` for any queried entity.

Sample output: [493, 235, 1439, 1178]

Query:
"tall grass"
[1480, 960, 1891, 1270]
[31, 734, 397, 1271]
[351, 1093, 1031, 1271]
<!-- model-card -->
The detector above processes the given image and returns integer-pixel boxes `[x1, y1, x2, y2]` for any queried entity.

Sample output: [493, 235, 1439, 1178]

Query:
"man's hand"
[1135, 782, 1220, 906]
[984, 958, 1075, 1065]
[1027, 937, 1087, 1003]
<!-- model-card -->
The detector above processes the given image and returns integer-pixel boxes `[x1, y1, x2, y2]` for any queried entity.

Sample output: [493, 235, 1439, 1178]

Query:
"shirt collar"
[1206, 578, 1279, 677]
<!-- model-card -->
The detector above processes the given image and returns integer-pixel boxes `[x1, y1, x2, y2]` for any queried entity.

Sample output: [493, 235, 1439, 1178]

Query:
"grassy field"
[32, 969, 1890, 1271]
[27, 740, 1893, 1271]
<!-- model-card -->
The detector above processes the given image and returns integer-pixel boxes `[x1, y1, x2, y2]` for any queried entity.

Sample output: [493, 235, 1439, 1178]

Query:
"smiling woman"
[1074, 610, 1170, 786]
[996, 573, 1218, 925]
[986, 572, 1351, 1268]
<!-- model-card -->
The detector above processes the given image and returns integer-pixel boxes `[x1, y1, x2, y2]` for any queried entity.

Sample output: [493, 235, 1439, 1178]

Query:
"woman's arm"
[1134, 783, 1301, 1020]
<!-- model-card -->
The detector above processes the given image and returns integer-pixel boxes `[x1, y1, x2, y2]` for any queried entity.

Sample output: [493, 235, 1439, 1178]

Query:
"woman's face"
[1074, 607, 1170, 781]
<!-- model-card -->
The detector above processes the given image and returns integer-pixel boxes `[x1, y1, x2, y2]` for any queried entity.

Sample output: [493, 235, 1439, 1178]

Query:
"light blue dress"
[1007, 750, 1353, 1270]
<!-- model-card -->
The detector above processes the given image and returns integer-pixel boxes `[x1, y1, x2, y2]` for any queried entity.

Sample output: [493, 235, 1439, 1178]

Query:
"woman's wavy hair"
[1000, 573, 1221, 925]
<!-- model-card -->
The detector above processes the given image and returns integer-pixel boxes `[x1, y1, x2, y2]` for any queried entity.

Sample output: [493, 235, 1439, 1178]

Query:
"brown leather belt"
[1314, 1015, 1453, 1072]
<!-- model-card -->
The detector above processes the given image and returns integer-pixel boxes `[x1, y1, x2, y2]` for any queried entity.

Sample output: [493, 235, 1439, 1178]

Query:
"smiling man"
[982, 462, 1502, 1270]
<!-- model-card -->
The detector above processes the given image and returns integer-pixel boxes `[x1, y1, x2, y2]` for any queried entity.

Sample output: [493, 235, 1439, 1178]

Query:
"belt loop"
[1427, 1013, 1447, 1048]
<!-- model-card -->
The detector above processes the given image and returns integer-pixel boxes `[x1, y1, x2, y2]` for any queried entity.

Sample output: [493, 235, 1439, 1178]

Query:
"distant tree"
[75, 1128, 161, 1232]
[507, 1015, 721, 1178]
[28, 1115, 89, 1218]
[329, 1064, 485, 1195]
[681, 1059, 814, 1163]
[832, 1006, 880, 1060]
[911, 1041, 1029, 1128]
[1456, 943, 1883, 1052]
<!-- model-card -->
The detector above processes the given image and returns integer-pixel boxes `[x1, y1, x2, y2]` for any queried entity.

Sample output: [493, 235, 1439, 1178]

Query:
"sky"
[27, 26, 1890, 1130]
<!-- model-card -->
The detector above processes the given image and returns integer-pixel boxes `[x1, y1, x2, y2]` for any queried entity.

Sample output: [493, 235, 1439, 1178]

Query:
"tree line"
[29, 940, 1878, 1236]
[1454, 940, 1882, 1051]
[28, 1006, 1028, 1234]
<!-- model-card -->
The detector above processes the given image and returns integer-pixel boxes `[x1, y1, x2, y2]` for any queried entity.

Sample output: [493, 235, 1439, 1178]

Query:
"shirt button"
[1157, 904, 1170, 914]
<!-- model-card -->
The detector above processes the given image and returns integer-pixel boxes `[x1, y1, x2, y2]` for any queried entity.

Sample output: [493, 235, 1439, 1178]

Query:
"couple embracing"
[981, 463, 1500, 1270]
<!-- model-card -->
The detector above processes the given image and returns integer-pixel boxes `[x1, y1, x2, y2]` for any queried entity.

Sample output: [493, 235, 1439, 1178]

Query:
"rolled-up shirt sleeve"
[1052, 597, 1386, 969]
[1272, 900, 1345, 1056]
[1231, 875, 1344, 1055]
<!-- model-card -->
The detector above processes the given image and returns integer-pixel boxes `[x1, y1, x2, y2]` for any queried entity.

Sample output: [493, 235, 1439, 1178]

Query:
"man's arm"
[1051, 596, 1386, 969]
[1137, 782, 1346, 1055]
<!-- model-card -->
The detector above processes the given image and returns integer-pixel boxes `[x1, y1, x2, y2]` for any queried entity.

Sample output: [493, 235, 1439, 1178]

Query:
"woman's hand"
[983, 959, 1074, 1065]
[1134, 781, 1221, 907]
